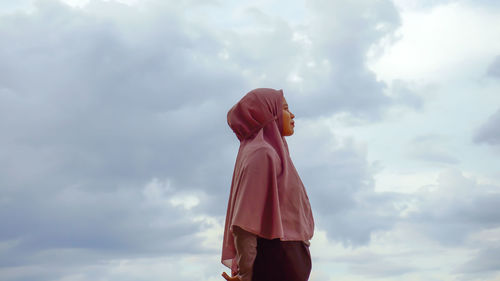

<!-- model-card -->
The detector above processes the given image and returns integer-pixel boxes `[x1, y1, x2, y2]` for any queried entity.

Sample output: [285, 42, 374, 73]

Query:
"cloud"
[0, 253, 222, 281]
[487, 55, 500, 78]
[0, 0, 408, 219]
[388, 80, 424, 110]
[0, 0, 243, 208]
[0, 177, 211, 260]
[457, 227, 500, 277]
[474, 108, 500, 145]
[2, 0, 499, 280]
[393, 0, 500, 12]
[460, 246, 500, 273]
[348, 258, 416, 277]
[289, 119, 402, 246]
[287, 0, 402, 119]
[407, 134, 460, 164]
[188, 0, 409, 121]
[406, 169, 500, 245]
[0, 1, 238, 279]
[306, 169, 500, 279]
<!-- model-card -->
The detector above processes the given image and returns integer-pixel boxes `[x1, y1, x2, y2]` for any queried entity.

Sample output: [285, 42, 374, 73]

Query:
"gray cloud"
[324, 250, 418, 277]
[0, 0, 242, 201]
[289, 0, 401, 120]
[349, 259, 416, 277]
[406, 169, 500, 246]
[407, 134, 460, 164]
[474, 108, 500, 145]
[289, 121, 402, 246]
[4, 0, 497, 280]
[0, 0, 409, 262]
[210, 0, 407, 121]
[0, 1, 240, 279]
[0, 178, 208, 260]
[389, 80, 424, 110]
[459, 246, 500, 274]
[487, 55, 500, 78]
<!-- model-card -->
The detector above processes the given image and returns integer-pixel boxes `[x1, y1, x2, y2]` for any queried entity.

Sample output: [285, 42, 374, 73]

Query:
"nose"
[291, 112, 295, 119]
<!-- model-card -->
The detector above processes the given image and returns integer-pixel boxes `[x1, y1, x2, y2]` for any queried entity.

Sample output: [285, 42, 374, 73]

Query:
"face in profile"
[282, 97, 295, 136]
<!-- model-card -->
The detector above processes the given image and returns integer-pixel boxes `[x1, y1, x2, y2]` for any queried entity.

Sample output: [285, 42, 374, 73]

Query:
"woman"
[221, 88, 314, 281]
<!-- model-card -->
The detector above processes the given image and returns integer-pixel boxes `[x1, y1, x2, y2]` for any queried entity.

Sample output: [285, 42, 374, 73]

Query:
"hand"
[222, 272, 241, 281]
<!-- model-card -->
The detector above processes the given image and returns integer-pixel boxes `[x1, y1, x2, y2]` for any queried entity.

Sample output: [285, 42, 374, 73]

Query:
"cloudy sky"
[1, 0, 500, 280]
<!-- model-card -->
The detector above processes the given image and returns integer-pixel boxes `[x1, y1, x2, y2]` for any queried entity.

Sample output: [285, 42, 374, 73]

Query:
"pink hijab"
[221, 88, 314, 269]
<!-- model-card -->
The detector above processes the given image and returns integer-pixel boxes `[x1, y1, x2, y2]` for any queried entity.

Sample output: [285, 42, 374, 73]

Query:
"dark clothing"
[252, 237, 312, 281]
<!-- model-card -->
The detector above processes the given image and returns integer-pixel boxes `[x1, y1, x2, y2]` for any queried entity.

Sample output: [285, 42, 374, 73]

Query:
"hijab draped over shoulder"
[221, 88, 314, 269]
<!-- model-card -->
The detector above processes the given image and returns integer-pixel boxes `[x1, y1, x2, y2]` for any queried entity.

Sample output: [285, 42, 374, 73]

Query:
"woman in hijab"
[221, 88, 314, 281]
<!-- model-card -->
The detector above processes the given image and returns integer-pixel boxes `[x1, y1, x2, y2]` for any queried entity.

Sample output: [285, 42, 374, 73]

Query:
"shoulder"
[244, 145, 279, 164]
[238, 145, 281, 176]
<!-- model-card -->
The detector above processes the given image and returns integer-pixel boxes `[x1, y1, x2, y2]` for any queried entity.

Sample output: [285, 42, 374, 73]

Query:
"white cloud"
[370, 1, 500, 83]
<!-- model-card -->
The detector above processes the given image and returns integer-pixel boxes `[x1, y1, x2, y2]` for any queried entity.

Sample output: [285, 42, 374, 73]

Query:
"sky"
[1, 0, 500, 280]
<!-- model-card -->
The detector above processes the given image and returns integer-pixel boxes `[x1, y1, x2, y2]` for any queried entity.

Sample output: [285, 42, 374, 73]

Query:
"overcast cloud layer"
[1, 0, 500, 280]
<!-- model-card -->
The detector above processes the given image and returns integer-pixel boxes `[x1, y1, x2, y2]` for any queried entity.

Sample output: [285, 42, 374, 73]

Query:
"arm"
[232, 226, 257, 281]
[222, 226, 257, 281]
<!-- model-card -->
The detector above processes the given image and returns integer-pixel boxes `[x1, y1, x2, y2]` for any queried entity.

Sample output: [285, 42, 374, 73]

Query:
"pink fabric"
[221, 88, 314, 270]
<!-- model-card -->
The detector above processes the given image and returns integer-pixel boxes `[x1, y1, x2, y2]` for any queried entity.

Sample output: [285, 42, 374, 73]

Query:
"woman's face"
[282, 97, 295, 136]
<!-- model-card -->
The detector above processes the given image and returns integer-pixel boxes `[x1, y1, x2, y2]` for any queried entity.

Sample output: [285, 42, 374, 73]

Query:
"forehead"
[282, 96, 288, 105]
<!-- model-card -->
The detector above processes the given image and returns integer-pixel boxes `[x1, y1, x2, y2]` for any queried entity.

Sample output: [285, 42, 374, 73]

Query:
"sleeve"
[233, 226, 257, 281]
